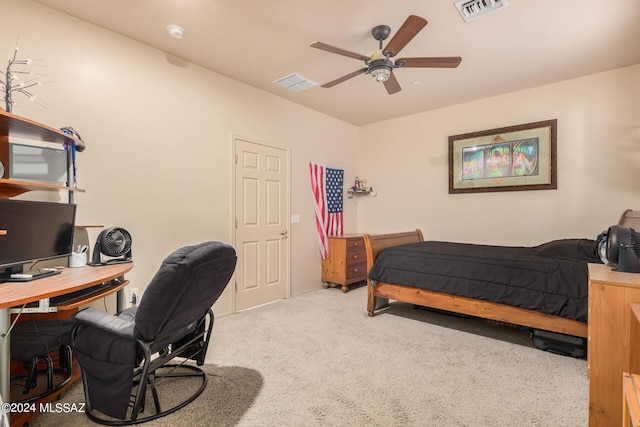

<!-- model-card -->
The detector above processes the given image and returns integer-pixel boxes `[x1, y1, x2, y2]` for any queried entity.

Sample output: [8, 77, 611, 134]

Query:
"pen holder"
[69, 252, 87, 268]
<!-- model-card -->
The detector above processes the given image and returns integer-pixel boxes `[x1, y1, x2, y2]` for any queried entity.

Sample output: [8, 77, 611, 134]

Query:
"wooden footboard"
[363, 230, 588, 338]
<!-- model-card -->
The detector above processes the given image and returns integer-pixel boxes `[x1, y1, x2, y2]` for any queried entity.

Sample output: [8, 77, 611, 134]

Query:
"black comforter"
[367, 239, 603, 322]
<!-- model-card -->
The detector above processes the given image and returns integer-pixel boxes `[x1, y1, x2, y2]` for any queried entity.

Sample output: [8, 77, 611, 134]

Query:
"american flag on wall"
[309, 162, 344, 259]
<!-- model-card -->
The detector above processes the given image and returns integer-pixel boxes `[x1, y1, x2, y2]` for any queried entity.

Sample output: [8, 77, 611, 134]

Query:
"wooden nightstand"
[321, 234, 366, 292]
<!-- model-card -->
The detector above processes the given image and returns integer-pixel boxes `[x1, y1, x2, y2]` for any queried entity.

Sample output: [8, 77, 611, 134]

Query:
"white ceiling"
[34, 0, 640, 126]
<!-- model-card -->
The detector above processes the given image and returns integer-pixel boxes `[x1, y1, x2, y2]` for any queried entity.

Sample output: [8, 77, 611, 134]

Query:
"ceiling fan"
[310, 15, 461, 95]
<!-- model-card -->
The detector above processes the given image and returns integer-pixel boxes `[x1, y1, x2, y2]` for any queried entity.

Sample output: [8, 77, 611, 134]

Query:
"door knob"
[280, 230, 288, 239]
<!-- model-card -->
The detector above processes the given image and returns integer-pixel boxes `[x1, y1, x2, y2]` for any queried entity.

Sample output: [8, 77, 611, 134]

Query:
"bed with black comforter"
[364, 212, 639, 338]
[368, 238, 604, 323]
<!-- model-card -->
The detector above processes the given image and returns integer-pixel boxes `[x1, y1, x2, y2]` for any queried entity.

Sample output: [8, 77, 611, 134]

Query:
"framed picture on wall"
[448, 119, 557, 194]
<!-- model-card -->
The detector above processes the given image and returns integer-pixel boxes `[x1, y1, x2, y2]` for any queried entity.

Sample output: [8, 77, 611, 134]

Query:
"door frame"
[230, 134, 291, 314]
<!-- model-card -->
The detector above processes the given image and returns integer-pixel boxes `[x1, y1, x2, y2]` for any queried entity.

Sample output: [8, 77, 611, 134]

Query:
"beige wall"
[3, 1, 639, 315]
[357, 65, 640, 246]
[2, 0, 359, 314]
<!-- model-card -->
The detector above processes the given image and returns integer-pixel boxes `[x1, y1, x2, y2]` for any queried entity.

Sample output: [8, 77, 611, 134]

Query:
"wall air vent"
[273, 73, 318, 93]
[454, 0, 509, 22]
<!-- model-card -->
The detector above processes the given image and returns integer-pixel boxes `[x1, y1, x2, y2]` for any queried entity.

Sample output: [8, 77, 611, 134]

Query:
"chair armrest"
[73, 308, 135, 339]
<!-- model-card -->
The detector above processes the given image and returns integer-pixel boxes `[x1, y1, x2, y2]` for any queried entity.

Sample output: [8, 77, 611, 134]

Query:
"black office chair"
[10, 319, 74, 401]
[70, 241, 237, 425]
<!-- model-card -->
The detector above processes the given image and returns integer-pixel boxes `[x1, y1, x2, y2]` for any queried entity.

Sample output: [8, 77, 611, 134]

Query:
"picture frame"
[448, 119, 557, 194]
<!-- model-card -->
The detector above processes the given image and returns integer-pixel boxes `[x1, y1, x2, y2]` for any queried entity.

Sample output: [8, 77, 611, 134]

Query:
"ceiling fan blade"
[398, 57, 462, 68]
[383, 15, 428, 57]
[383, 72, 401, 95]
[310, 42, 370, 61]
[321, 68, 368, 88]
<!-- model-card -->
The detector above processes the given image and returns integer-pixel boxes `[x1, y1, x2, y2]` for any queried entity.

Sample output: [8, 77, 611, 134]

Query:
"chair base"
[10, 344, 73, 404]
[84, 363, 208, 426]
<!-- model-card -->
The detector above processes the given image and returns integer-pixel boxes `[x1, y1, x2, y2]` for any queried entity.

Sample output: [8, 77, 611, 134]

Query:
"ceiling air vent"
[273, 73, 317, 93]
[454, 0, 509, 22]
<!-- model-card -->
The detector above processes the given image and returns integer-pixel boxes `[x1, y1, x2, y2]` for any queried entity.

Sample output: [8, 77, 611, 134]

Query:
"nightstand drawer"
[346, 238, 364, 250]
[345, 262, 366, 280]
[346, 248, 365, 265]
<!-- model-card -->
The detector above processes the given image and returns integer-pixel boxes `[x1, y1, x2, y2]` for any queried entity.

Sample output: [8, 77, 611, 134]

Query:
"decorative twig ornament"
[0, 44, 46, 112]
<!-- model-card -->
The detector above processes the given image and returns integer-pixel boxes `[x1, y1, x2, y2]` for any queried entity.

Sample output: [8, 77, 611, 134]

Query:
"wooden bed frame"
[363, 210, 640, 338]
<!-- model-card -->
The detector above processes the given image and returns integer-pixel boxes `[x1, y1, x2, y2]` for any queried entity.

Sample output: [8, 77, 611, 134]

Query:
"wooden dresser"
[623, 304, 640, 427]
[321, 234, 366, 292]
[588, 263, 640, 426]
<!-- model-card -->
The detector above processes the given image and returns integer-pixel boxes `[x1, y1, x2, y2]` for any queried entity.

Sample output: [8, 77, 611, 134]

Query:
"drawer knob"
[352, 255, 358, 260]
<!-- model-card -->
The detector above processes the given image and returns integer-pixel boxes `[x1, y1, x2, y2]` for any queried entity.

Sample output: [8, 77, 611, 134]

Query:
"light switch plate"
[291, 214, 300, 224]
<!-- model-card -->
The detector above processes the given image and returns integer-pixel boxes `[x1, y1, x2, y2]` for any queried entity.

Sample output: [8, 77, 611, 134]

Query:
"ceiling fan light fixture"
[310, 15, 461, 94]
[370, 66, 391, 82]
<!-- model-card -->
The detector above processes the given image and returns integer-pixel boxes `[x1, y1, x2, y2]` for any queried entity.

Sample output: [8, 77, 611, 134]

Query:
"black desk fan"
[606, 225, 640, 273]
[88, 227, 133, 266]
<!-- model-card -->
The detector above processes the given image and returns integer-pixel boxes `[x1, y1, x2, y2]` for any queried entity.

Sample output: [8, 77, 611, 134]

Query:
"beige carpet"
[31, 284, 588, 426]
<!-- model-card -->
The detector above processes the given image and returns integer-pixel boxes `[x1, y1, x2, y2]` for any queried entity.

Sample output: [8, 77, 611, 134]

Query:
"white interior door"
[234, 138, 289, 311]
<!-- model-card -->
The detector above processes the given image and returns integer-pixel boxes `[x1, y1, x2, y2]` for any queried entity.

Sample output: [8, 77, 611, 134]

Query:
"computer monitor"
[0, 199, 77, 281]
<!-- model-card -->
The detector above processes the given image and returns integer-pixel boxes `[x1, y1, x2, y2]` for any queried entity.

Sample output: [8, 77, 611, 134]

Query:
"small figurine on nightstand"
[354, 176, 361, 190]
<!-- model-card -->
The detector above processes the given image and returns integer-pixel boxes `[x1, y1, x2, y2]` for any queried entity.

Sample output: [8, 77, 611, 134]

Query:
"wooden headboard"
[619, 209, 640, 229]
[363, 229, 424, 273]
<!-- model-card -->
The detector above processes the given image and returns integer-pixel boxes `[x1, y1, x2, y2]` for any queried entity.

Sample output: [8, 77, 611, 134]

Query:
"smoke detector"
[454, 0, 509, 22]
[167, 24, 185, 39]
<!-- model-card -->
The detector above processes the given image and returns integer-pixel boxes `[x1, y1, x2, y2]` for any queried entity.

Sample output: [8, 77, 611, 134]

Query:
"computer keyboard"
[49, 281, 115, 306]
